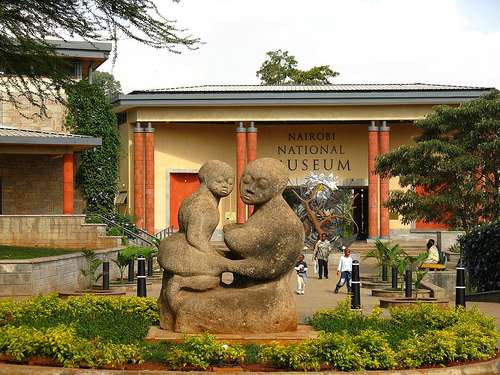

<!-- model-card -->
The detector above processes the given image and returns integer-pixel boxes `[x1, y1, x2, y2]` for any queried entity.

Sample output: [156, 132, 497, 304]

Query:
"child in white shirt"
[294, 254, 308, 295]
[335, 246, 353, 293]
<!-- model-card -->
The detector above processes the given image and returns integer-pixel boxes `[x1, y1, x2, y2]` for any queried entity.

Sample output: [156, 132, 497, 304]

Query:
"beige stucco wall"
[133, 104, 436, 123]
[119, 118, 420, 232]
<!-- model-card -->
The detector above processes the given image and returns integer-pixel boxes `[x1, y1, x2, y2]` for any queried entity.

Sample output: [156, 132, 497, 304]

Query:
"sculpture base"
[145, 325, 319, 345]
[159, 272, 299, 333]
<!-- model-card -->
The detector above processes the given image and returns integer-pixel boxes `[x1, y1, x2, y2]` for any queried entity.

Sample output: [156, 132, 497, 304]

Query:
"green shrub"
[259, 341, 322, 371]
[165, 333, 244, 370]
[353, 330, 396, 369]
[308, 297, 382, 333]
[0, 294, 160, 328]
[460, 221, 500, 292]
[397, 329, 457, 368]
[0, 325, 142, 368]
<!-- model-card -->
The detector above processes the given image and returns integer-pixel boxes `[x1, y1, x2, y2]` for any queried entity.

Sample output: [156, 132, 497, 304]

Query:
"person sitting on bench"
[423, 239, 439, 264]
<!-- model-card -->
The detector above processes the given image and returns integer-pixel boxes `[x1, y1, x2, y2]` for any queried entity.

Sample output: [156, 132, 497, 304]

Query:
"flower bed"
[0, 295, 497, 371]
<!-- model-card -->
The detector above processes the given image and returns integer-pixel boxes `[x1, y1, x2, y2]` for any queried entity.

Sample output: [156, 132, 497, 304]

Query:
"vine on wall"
[66, 80, 120, 214]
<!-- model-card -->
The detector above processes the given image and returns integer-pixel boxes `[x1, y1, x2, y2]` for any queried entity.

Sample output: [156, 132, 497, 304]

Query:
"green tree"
[66, 80, 120, 214]
[93, 71, 123, 100]
[256, 49, 339, 85]
[0, 0, 199, 115]
[376, 92, 500, 232]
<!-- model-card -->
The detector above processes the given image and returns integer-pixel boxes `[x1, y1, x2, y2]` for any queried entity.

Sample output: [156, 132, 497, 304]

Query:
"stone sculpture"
[158, 158, 304, 333]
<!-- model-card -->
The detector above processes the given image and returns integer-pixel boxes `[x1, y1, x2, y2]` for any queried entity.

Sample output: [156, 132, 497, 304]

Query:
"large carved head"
[241, 158, 288, 205]
[199, 160, 235, 197]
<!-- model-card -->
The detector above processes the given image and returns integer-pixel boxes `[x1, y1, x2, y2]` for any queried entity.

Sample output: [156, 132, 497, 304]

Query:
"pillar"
[368, 121, 379, 239]
[134, 123, 145, 229]
[63, 153, 74, 214]
[144, 122, 155, 235]
[379, 121, 390, 239]
[246, 122, 257, 217]
[236, 122, 247, 224]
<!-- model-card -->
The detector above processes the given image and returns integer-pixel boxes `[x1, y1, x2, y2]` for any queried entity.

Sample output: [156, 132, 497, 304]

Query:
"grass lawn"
[0, 245, 82, 260]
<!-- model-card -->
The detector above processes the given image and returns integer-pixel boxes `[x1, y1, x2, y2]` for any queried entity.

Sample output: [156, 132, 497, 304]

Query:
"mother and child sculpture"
[157, 158, 305, 333]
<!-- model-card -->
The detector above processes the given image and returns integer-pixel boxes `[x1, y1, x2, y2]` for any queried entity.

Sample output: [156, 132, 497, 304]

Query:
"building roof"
[0, 126, 102, 148]
[114, 83, 494, 110]
[47, 40, 112, 68]
[133, 83, 490, 93]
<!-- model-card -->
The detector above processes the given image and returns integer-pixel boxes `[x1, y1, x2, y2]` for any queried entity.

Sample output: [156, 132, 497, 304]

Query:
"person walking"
[313, 233, 332, 279]
[294, 254, 308, 295]
[335, 246, 353, 293]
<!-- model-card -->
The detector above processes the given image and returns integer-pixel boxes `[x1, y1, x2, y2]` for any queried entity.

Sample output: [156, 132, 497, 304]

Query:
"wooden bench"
[419, 263, 446, 271]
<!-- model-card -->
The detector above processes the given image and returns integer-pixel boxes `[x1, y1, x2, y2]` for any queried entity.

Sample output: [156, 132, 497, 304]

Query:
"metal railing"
[91, 214, 159, 248]
[155, 227, 175, 241]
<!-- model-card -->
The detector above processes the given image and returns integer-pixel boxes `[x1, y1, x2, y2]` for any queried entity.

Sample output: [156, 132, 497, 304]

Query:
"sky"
[99, 0, 500, 94]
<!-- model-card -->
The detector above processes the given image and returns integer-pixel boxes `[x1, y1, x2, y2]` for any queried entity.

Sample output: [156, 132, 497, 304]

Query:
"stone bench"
[420, 263, 446, 271]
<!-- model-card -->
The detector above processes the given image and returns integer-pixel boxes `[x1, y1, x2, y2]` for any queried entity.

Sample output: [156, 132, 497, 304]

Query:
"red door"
[170, 173, 200, 229]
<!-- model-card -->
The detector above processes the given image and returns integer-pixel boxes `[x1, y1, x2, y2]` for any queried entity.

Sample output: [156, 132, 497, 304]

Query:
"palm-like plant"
[80, 250, 103, 289]
[112, 251, 131, 283]
[363, 240, 403, 281]
[394, 252, 429, 295]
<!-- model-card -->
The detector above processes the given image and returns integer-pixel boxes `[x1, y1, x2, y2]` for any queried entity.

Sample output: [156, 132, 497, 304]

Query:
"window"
[115, 191, 128, 205]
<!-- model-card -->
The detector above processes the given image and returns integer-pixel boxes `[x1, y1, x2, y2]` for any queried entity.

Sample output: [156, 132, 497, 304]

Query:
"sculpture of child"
[158, 160, 234, 313]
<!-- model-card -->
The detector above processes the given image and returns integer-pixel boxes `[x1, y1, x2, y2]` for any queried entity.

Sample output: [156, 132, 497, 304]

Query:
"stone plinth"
[146, 324, 319, 345]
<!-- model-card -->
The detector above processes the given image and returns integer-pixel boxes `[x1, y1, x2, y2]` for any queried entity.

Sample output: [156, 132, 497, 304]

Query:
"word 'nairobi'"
[282, 159, 351, 171]
[277, 144, 345, 155]
[288, 132, 335, 141]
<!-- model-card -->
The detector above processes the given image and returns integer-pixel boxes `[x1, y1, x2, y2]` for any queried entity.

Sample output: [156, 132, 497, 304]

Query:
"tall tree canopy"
[256, 49, 339, 85]
[376, 91, 500, 232]
[0, 0, 198, 115]
[93, 71, 123, 100]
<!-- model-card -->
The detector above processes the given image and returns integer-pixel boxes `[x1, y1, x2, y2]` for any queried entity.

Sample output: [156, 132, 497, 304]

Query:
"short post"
[391, 265, 398, 289]
[102, 260, 110, 290]
[128, 259, 135, 282]
[405, 267, 412, 298]
[147, 256, 154, 277]
[351, 260, 361, 309]
[456, 259, 466, 308]
[137, 256, 147, 297]
[382, 264, 388, 282]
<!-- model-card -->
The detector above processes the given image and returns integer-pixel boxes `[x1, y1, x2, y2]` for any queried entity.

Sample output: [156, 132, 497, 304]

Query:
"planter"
[379, 297, 449, 308]
[58, 289, 126, 298]
[360, 280, 392, 290]
[466, 290, 500, 303]
[360, 274, 382, 282]
[372, 288, 431, 298]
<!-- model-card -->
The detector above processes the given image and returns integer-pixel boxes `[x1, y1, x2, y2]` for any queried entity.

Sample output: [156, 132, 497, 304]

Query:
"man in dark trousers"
[313, 233, 332, 279]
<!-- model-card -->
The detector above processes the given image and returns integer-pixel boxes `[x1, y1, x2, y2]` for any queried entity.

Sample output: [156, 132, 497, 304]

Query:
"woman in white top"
[334, 246, 353, 293]
[424, 239, 440, 264]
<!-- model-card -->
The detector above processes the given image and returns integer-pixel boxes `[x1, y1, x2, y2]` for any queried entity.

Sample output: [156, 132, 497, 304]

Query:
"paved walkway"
[135, 253, 500, 334]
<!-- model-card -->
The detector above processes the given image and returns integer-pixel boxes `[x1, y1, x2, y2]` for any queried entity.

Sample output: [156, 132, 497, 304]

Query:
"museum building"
[112, 84, 493, 240]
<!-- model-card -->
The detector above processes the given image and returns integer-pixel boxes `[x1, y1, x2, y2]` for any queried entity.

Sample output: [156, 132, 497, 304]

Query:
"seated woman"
[424, 239, 440, 264]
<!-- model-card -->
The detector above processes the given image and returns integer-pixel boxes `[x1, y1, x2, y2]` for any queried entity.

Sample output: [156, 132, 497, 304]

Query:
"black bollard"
[455, 259, 466, 308]
[391, 265, 398, 289]
[137, 256, 147, 297]
[405, 268, 412, 298]
[382, 264, 388, 282]
[351, 260, 361, 309]
[102, 261, 110, 290]
[147, 256, 153, 277]
[128, 259, 135, 282]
